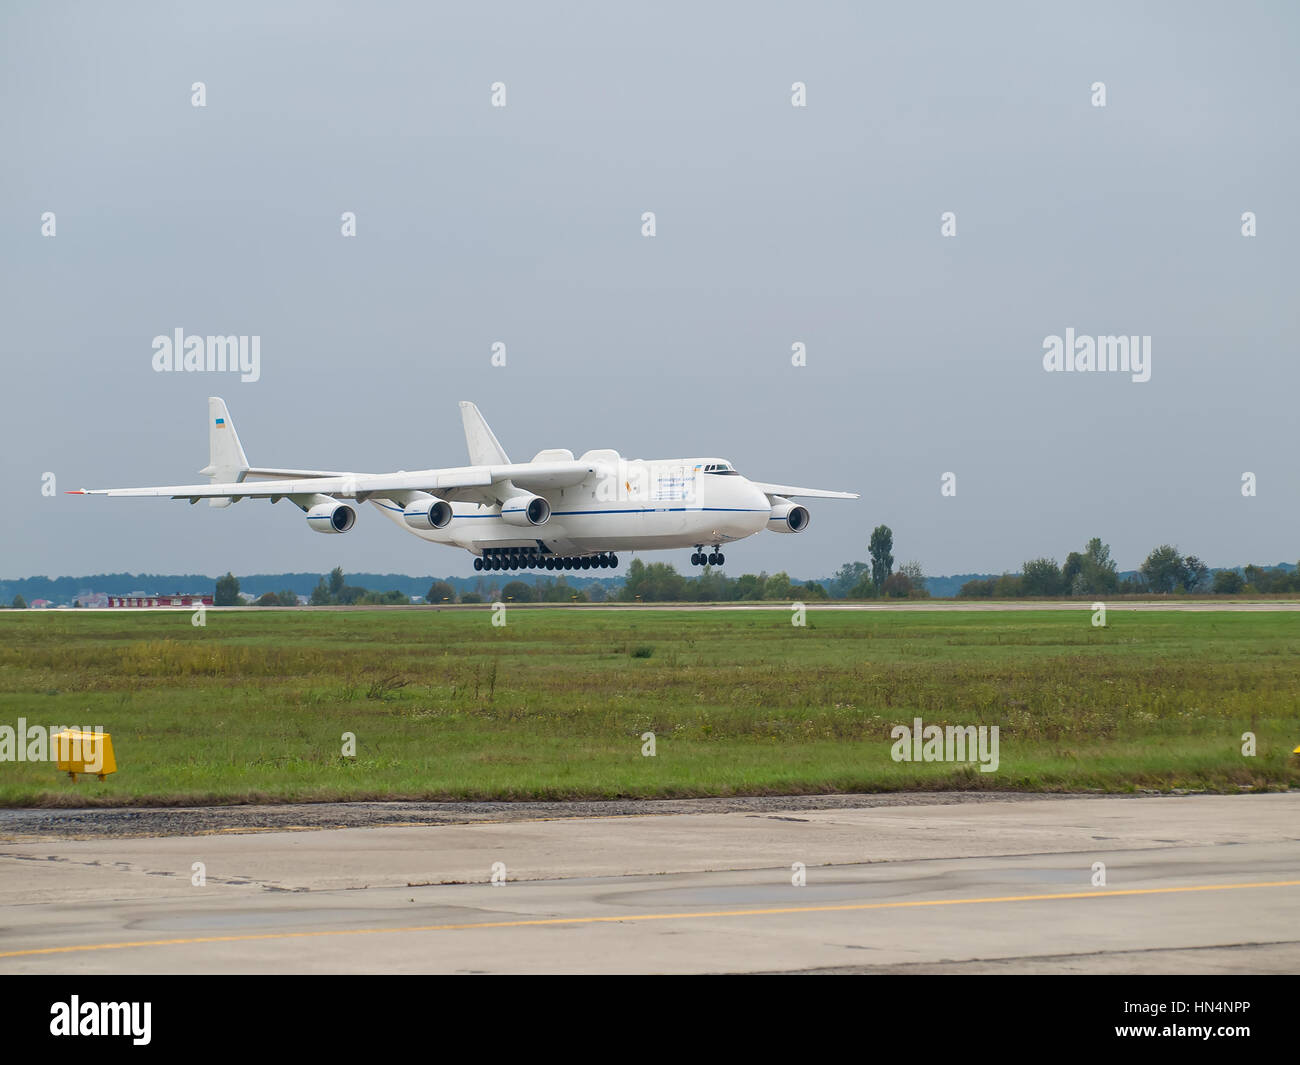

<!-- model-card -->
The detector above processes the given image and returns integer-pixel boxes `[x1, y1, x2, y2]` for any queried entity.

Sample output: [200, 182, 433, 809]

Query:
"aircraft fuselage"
[373, 456, 770, 556]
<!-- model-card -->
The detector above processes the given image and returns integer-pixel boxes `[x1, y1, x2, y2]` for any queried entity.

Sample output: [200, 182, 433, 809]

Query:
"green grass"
[0, 608, 1296, 805]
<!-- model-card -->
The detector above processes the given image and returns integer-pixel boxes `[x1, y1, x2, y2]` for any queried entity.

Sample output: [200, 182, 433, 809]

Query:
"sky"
[2, 1, 1297, 582]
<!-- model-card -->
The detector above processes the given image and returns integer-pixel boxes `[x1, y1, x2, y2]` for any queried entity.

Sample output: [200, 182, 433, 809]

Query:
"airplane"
[71, 398, 858, 572]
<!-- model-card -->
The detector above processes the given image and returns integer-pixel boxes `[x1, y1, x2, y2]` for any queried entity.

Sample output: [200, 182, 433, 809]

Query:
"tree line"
[958, 540, 1300, 597]
[43, 529, 1294, 612]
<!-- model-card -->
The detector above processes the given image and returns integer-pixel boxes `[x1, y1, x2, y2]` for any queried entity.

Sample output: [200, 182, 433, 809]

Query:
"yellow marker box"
[54, 729, 117, 781]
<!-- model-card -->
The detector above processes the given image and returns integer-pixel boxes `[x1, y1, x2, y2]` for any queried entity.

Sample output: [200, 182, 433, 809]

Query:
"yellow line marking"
[2, 879, 1297, 959]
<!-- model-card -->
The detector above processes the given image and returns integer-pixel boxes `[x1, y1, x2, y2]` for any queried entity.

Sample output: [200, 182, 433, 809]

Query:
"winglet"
[459, 401, 511, 466]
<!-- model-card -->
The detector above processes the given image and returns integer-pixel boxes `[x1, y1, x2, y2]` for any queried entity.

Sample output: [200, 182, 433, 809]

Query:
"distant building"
[29, 599, 53, 609]
[106, 594, 214, 608]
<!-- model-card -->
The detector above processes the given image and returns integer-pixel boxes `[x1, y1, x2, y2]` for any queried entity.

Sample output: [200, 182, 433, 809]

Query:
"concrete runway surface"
[47, 599, 1300, 612]
[1, 793, 1297, 974]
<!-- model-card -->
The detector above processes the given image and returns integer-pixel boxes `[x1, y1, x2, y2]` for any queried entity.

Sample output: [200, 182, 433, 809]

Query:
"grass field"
[0, 608, 1297, 805]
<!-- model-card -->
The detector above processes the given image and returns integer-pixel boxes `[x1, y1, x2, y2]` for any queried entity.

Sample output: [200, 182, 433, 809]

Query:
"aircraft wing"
[750, 481, 859, 501]
[70, 461, 595, 502]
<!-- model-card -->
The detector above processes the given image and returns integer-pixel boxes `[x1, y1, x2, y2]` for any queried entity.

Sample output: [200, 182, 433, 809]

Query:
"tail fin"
[459, 401, 511, 466]
[199, 397, 249, 508]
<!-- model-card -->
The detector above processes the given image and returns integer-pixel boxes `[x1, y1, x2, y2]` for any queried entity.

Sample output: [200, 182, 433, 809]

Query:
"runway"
[1, 793, 1296, 973]
[41, 598, 1300, 613]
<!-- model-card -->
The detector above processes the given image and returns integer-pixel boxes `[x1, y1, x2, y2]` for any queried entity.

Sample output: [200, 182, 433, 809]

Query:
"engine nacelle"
[305, 499, 357, 534]
[402, 496, 453, 531]
[768, 500, 811, 534]
[500, 493, 551, 527]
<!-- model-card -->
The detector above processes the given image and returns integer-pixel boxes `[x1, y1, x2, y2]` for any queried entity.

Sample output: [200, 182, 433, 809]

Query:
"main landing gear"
[690, 545, 725, 567]
[474, 551, 619, 572]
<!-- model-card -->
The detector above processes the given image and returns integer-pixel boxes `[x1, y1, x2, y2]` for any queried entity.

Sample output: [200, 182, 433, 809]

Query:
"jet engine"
[402, 495, 453, 531]
[768, 500, 810, 533]
[305, 499, 357, 534]
[499, 493, 551, 527]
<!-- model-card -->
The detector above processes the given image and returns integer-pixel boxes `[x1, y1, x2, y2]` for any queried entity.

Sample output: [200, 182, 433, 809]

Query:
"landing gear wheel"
[717, 552, 725, 566]
[707, 552, 718, 565]
[474, 557, 484, 571]
[609, 554, 618, 567]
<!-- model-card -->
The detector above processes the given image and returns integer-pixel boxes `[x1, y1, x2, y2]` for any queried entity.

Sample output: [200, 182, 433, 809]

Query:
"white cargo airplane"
[71, 398, 858, 572]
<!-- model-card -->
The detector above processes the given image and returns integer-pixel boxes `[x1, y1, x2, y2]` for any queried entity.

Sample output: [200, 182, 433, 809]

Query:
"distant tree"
[733, 572, 768, 601]
[501, 581, 534, 603]
[1269, 565, 1300, 594]
[328, 566, 345, 599]
[1141, 545, 1183, 594]
[847, 571, 877, 599]
[898, 561, 929, 598]
[958, 579, 994, 598]
[309, 578, 332, 606]
[762, 572, 795, 600]
[11, 594, 26, 609]
[214, 572, 241, 606]
[618, 559, 646, 601]
[1061, 552, 1085, 594]
[827, 561, 869, 599]
[426, 580, 456, 604]
[1212, 569, 1244, 595]
[692, 568, 733, 602]
[532, 577, 591, 603]
[881, 571, 912, 598]
[1118, 574, 1146, 595]
[1180, 555, 1210, 593]
[1021, 558, 1063, 597]
[799, 581, 830, 600]
[254, 589, 299, 606]
[536, 578, 576, 603]
[621, 560, 687, 602]
[645, 563, 688, 601]
[460, 592, 484, 604]
[585, 582, 607, 603]
[1082, 538, 1119, 594]
[1237, 563, 1298, 594]
[869, 525, 894, 592]
[993, 573, 1023, 597]
[1241, 563, 1300, 594]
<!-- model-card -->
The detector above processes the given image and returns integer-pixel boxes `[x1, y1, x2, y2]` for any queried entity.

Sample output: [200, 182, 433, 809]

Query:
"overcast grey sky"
[3, 1, 1297, 581]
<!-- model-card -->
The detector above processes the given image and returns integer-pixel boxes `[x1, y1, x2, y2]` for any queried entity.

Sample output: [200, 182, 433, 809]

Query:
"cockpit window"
[703, 463, 739, 476]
